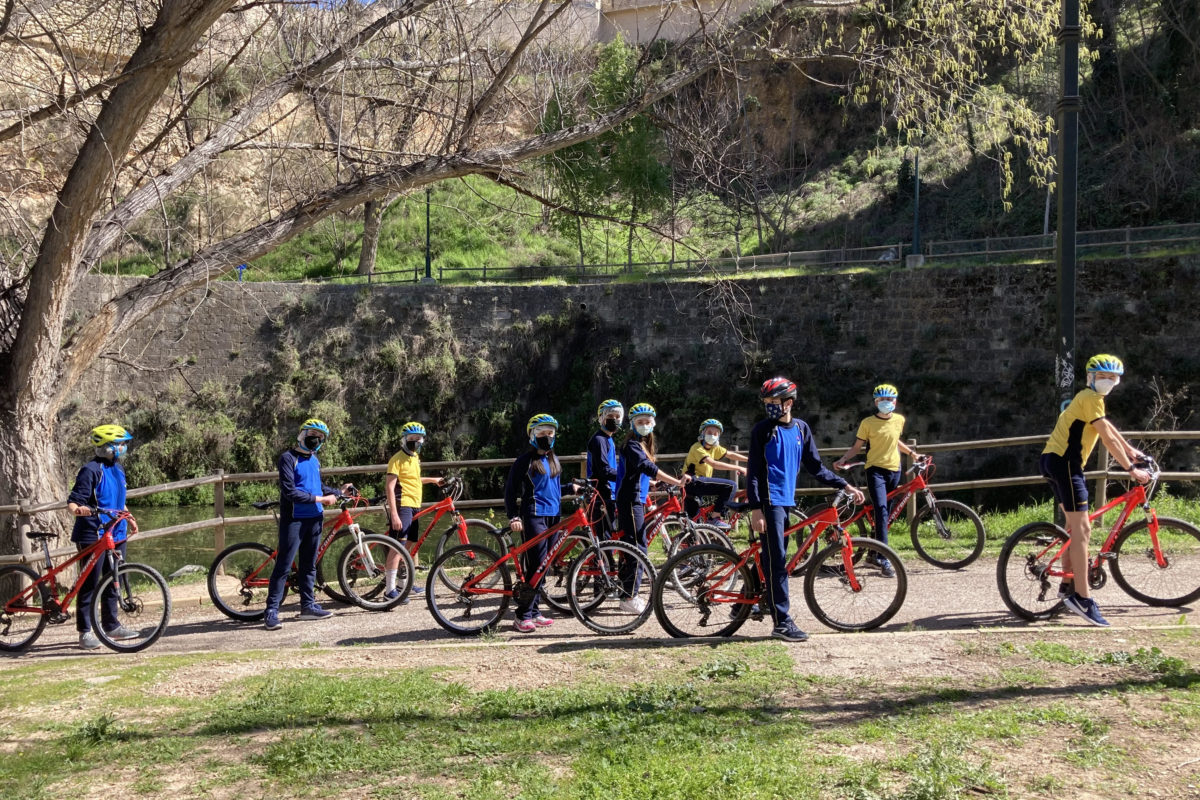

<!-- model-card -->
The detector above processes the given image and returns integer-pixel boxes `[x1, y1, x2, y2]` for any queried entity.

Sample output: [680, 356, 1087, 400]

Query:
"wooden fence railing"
[2, 431, 1198, 565]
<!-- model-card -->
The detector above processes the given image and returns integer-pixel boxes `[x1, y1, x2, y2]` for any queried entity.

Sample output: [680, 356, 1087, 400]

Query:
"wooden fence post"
[213, 470, 226, 566]
[906, 439, 918, 524]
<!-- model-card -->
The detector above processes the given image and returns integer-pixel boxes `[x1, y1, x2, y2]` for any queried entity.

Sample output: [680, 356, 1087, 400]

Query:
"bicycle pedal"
[415, 565, 429, 572]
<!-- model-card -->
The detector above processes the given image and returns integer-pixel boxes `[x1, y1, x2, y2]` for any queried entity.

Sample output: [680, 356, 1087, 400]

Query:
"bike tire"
[910, 499, 986, 569]
[1110, 517, 1200, 607]
[426, 544, 511, 636]
[568, 540, 655, 635]
[92, 562, 171, 653]
[434, 519, 507, 560]
[996, 522, 1068, 621]
[208, 542, 278, 622]
[338, 534, 415, 611]
[0, 564, 49, 652]
[803, 538, 906, 632]
[317, 529, 353, 604]
[667, 523, 734, 559]
[652, 544, 756, 638]
[541, 533, 592, 615]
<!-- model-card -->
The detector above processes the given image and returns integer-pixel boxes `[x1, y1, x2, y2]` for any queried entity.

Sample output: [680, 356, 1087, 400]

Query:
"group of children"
[65, 352, 1147, 647]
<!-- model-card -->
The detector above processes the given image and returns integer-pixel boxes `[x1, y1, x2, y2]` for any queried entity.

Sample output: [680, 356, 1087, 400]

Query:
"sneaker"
[399, 584, 425, 605]
[770, 621, 810, 642]
[1062, 594, 1110, 628]
[706, 515, 732, 532]
[877, 557, 896, 578]
[514, 618, 536, 633]
[264, 610, 282, 631]
[103, 625, 142, 641]
[79, 630, 100, 650]
[298, 605, 332, 621]
[531, 614, 554, 628]
[617, 596, 647, 615]
[383, 588, 401, 601]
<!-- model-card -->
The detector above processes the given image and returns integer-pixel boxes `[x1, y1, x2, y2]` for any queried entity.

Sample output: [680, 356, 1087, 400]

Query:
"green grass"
[1, 638, 1197, 799]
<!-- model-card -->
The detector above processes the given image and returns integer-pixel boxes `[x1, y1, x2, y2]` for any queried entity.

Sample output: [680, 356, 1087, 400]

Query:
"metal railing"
[2, 430, 1198, 566]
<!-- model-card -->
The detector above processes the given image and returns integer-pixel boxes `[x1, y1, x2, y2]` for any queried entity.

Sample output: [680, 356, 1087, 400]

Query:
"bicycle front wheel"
[434, 519, 507, 560]
[541, 533, 592, 615]
[426, 544, 511, 636]
[910, 499, 985, 569]
[338, 534, 414, 611]
[0, 565, 49, 652]
[568, 541, 655, 635]
[996, 522, 1068, 621]
[208, 542, 278, 621]
[804, 538, 906, 631]
[667, 523, 733, 559]
[93, 562, 171, 653]
[1111, 517, 1200, 607]
[653, 544, 756, 638]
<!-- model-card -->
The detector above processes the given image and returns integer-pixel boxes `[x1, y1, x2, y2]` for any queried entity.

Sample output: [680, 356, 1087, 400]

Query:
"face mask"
[99, 444, 126, 461]
[1092, 377, 1119, 396]
[876, 401, 896, 414]
[764, 402, 786, 420]
[534, 435, 555, 451]
[603, 418, 619, 433]
[403, 438, 424, 454]
[634, 422, 655, 437]
[302, 435, 325, 452]
[703, 434, 720, 446]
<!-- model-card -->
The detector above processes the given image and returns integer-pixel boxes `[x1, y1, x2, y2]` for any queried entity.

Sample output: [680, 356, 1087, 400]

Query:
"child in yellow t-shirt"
[833, 384, 921, 578]
[682, 419, 747, 526]
[383, 421, 443, 601]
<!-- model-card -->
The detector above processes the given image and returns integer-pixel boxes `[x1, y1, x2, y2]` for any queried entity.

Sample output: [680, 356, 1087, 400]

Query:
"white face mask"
[634, 421, 655, 437]
[703, 433, 719, 446]
[1092, 377, 1119, 396]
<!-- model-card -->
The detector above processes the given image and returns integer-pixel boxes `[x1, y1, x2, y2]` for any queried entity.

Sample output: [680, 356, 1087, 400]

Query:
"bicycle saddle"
[25, 530, 56, 541]
[252, 500, 281, 510]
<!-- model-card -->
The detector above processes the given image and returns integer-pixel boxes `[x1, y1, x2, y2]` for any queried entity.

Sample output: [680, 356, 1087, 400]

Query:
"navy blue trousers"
[516, 515, 557, 620]
[266, 515, 323, 613]
[683, 476, 736, 519]
[866, 467, 901, 544]
[74, 541, 126, 633]
[758, 505, 793, 626]
[617, 500, 647, 594]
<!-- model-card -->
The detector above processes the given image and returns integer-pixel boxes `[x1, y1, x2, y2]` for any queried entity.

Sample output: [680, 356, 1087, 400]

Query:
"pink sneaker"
[514, 619, 536, 633]
[531, 614, 554, 628]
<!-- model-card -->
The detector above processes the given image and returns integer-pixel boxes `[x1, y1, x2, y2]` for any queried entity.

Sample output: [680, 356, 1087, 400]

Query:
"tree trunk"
[357, 199, 385, 275]
[626, 194, 637, 271]
[576, 217, 585, 267]
[0, 412, 70, 555]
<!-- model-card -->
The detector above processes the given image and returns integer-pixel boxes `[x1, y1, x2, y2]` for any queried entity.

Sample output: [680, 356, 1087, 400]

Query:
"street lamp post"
[422, 185, 435, 283]
[1054, 0, 1082, 410]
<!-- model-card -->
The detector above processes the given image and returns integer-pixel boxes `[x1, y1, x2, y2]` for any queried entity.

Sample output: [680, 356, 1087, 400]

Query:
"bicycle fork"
[346, 523, 380, 577]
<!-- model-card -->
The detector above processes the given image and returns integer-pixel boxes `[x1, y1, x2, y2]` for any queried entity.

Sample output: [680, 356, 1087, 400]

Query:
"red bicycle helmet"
[760, 377, 797, 399]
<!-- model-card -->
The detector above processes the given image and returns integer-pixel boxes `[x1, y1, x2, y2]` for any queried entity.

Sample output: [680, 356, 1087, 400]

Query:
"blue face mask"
[877, 401, 896, 414]
[764, 402, 786, 420]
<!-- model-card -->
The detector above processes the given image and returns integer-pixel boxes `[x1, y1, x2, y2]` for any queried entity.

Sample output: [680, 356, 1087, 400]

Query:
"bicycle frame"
[4, 510, 134, 619]
[839, 461, 934, 530]
[1029, 481, 1161, 581]
[399, 494, 468, 552]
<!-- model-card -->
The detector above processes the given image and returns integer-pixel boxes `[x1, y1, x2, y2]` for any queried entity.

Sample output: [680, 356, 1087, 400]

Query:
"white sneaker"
[617, 596, 647, 615]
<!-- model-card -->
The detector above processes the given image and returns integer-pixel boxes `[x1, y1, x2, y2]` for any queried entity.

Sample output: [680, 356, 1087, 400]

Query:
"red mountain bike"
[0, 508, 171, 653]
[833, 456, 986, 569]
[997, 457, 1200, 619]
[653, 489, 908, 636]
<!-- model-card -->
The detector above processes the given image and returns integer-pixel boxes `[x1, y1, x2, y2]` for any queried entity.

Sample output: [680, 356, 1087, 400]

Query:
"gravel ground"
[6, 557, 1195, 660]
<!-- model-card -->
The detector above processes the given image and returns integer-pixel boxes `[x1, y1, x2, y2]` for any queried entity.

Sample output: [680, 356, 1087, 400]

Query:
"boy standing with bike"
[66, 424, 141, 650]
[833, 384, 922, 578]
[587, 400, 623, 537]
[748, 378, 864, 642]
[263, 419, 352, 631]
[383, 421, 444, 602]
[1041, 354, 1150, 627]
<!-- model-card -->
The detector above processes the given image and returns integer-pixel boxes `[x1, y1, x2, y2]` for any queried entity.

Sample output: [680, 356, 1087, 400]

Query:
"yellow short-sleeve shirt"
[1043, 388, 1107, 466]
[685, 442, 728, 478]
[855, 413, 906, 472]
[386, 450, 423, 508]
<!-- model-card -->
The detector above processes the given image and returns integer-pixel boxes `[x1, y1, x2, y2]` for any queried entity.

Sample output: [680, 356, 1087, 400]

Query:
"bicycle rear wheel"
[208, 542, 278, 621]
[803, 538, 906, 631]
[426, 544, 511, 636]
[667, 523, 733, 559]
[1110, 517, 1200, 607]
[653, 544, 756, 638]
[568, 541, 655, 635]
[910, 499, 985, 569]
[434, 519, 507, 560]
[92, 562, 171, 653]
[996, 522, 1068, 621]
[0, 565, 49, 652]
[338, 534, 414, 611]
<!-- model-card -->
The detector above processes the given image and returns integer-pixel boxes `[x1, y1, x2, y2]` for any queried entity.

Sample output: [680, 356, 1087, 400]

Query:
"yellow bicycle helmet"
[91, 425, 132, 447]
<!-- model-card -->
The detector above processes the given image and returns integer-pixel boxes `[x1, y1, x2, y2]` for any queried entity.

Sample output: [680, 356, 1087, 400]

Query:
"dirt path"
[6, 558, 1196, 662]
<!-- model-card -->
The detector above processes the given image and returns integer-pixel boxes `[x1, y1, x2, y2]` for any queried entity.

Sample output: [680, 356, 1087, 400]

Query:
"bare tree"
[0, 0, 1064, 551]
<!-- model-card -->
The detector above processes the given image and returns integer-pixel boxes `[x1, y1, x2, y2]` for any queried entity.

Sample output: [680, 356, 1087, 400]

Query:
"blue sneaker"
[400, 585, 424, 605]
[770, 620, 810, 642]
[383, 588, 401, 601]
[264, 610, 282, 631]
[298, 605, 332, 621]
[1062, 594, 1110, 628]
